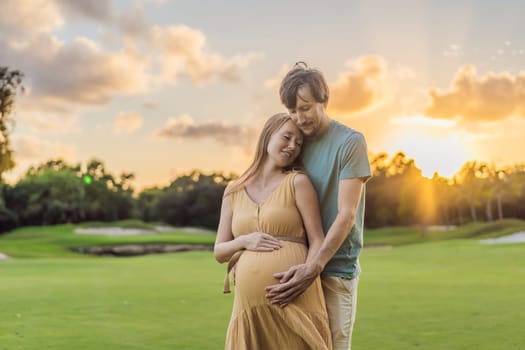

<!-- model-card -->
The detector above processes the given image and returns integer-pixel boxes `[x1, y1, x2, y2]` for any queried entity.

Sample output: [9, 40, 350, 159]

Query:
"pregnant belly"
[234, 242, 307, 303]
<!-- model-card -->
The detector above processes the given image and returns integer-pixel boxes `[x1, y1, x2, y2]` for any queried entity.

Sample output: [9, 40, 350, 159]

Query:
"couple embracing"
[214, 62, 372, 350]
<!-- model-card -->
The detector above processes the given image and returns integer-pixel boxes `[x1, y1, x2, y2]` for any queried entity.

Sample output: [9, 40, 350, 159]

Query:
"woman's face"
[266, 120, 303, 167]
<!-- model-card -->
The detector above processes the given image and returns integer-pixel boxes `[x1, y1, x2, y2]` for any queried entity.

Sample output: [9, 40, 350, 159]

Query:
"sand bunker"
[72, 244, 212, 256]
[74, 226, 213, 236]
[74, 227, 156, 236]
[479, 232, 525, 245]
[0, 252, 9, 260]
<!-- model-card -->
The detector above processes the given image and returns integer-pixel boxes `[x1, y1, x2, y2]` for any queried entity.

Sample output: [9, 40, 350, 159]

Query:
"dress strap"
[284, 170, 300, 200]
[223, 235, 306, 293]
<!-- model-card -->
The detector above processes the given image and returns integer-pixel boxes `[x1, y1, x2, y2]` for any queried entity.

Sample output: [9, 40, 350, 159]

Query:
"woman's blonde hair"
[224, 112, 302, 196]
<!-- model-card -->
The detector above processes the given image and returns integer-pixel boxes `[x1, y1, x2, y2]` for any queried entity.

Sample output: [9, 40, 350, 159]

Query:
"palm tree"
[454, 162, 483, 222]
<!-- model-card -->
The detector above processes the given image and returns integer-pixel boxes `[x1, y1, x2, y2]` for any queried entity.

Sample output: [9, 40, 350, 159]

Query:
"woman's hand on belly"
[238, 232, 283, 251]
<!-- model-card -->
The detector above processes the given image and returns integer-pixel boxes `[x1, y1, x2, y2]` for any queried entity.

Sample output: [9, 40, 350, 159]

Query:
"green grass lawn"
[355, 240, 525, 349]
[1, 221, 524, 349]
[0, 253, 229, 350]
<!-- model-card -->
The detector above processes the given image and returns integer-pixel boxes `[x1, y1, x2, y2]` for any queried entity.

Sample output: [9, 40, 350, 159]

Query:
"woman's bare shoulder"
[292, 171, 313, 189]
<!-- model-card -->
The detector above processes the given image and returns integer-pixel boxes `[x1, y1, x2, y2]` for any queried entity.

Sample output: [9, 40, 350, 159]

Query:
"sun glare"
[391, 133, 469, 178]
[387, 116, 471, 179]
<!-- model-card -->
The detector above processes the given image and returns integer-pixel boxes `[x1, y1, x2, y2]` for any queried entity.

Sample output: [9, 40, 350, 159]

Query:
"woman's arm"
[214, 193, 242, 263]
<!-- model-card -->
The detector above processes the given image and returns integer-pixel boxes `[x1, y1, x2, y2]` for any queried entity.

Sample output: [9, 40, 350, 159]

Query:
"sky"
[1, 0, 524, 190]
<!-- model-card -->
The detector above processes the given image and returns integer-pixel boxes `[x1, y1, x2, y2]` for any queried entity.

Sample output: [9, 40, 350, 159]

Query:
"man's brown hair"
[279, 62, 329, 109]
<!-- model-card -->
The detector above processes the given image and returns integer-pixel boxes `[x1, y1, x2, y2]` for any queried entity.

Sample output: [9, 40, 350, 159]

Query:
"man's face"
[288, 85, 326, 137]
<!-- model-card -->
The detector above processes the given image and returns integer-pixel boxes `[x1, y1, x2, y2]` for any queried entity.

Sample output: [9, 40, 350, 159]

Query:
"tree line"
[0, 159, 233, 233]
[1, 154, 524, 234]
[365, 152, 525, 228]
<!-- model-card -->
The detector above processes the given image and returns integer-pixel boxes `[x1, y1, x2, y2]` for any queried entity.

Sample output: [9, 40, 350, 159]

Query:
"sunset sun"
[387, 116, 472, 178]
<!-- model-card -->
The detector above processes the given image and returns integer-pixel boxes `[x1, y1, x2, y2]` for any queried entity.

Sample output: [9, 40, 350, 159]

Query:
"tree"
[3, 158, 138, 226]
[454, 162, 484, 222]
[155, 170, 233, 229]
[432, 173, 453, 225]
[137, 187, 162, 222]
[499, 164, 525, 219]
[9, 160, 85, 225]
[82, 159, 136, 221]
[0, 67, 24, 180]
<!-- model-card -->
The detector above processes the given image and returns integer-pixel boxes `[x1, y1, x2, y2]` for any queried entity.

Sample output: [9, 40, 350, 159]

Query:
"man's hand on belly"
[264, 263, 320, 308]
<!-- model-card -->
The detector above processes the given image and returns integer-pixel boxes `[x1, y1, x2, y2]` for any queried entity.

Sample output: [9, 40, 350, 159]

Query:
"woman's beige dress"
[225, 172, 332, 350]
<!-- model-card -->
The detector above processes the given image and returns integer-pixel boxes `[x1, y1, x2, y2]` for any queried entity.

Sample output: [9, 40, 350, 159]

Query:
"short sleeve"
[339, 132, 372, 182]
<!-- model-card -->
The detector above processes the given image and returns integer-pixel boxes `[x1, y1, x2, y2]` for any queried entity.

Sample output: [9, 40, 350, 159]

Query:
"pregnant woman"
[214, 113, 332, 350]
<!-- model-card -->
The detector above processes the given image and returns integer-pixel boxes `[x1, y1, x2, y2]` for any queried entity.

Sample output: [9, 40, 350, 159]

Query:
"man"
[265, 62, 371, 350]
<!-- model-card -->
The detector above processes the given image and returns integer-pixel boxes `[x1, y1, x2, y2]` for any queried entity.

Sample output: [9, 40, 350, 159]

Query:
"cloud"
[155, 114, 257, 148]
[328, 55, 388, 114]
[113, 112, 144, 134]
[0, 0, 63, 36]
[2, 35, 149, 114]
[12, 135, 76, 161]
[117, 5, 147, 38]
[1, 5, 260, 115]
[425, 65, 525, 122]
[54, 0, 113, 23]
[0, 0, 261, 120]
[149, 25, 263, 84]
[34, 37, 148, 104]
[18, 113, 78, 134]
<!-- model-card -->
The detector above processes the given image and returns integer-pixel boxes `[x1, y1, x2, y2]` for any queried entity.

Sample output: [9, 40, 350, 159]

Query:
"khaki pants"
[321, 276, 359, 350]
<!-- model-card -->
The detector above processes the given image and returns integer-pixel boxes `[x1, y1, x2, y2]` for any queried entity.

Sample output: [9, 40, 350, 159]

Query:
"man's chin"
[301, 128, 316, 137]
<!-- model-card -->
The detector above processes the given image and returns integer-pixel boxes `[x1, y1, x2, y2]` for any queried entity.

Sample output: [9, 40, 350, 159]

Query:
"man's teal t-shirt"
[302, 120, 371, 279]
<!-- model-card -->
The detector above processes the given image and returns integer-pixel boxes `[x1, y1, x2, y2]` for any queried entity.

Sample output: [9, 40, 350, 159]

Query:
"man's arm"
[265, 177, 364, 307]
